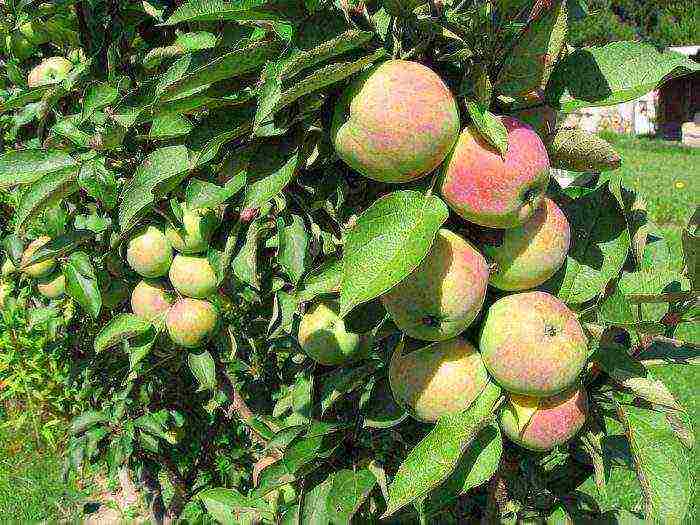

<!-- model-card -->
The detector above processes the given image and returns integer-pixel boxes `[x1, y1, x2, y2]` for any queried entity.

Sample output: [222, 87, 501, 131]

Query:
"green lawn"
[580, 134, 699, 520]
[0, 134, 697, 522]
[0, 427, 86, 521]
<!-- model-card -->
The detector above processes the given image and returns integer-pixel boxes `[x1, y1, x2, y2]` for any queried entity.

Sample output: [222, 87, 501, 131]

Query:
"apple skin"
[36, 272, 65, 299]
[440, 116, 550, 228]
[126, 225, 174, 279]
[480, 291, 588, 397]
[381, 229, 489, 341]
[389, 338, 490, 422]
[168, 255, 218, 299]
[500, 387, 588, 451]
[483, 197, 570, 291]
[21, 236, 56, 279]
[297, 302, 363, 366]
[165, 206, 219, 254]
[27, 57, 73, 88]
[131, 279, 174, 322]
[332, 59, 460, 183]
[166, 298, 219, 348]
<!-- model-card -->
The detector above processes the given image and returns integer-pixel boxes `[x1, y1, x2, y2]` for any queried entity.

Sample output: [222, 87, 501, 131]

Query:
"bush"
[0, 1, 699, 523]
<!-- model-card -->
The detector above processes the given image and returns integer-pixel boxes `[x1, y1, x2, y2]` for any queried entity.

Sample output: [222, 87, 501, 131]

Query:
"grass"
[0, 133, 697, 522]
[579, 134, 699, 520]
[0, 426, 86, 521]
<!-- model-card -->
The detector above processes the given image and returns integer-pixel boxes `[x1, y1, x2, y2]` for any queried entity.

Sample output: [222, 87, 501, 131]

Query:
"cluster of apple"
[298, 60, 588, 451]
[124, 205, 221, 348]
[0, 236, 67, 303]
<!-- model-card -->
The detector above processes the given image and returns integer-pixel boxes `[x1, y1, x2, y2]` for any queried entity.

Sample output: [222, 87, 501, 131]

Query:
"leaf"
[198, 488, 270, 525]
[594, 342, 682, 410]
[94, 313, 153, 353]
[297, 257, 342, 303]
[361, 376, 408, 429]
[164, 0, 301, 25]
[496, 0, 567, 100]
[118, 145, 191, 231]
[242, 139, 299, 209]
[615, 401, 693, 523]
[64, 252, 102, 318]
[618, 270, 690, 322]
[185, 177, 245, 210]
[383, 382, 502, 518]
[543, 186, 630, 304]
[427, 425, 502, 512]
[255, 49, 387, 134]
[71, 411, 108, 435]
[319, 364, 375, 416]
[277, 214, 309, 284]
[547, 128, 621, 172]
[14, 168, 79, 234]
[78, 156, 118, 209]
[158, 41, 281, 103]
[19, 230, 93, 268]
[188, 350, 217, 392]
[466, 101, 508, 157]
[82, 82, 119, 118]
[149, 113, 193, 139]
[0, 149, 76, 188]
[326, 468, 378, 524]
[340, 191, 449, 317]
[547, 41, 700, 112]
[187, 105, 255, 166]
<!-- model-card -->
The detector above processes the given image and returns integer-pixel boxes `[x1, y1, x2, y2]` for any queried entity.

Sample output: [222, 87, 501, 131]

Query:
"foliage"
[0, 0, 699, 524]
[568, 0, 700, 47]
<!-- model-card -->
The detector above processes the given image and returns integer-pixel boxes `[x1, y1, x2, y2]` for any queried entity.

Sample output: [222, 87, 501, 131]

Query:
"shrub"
[0, 0, 698, 523]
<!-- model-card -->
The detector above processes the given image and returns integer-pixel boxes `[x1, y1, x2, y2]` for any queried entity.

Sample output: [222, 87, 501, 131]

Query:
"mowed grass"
[579, 134, 699, 520]
[0, 426, 85, 521]
[0, 134, 696, 522]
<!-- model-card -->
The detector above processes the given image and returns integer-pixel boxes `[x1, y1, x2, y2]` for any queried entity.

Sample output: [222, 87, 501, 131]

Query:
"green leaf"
[242, 139, 299, 209]
[340, 191, 449, 317]
[188, 350, 217, 392]
[466, 101, 509, 157]
[94, 313, 153, 353]
[187, 105, 255, 166]
[64, 252, 101, 318]
[619, 270, 690, 322]
[82, 82, 119, 118]
[19, 230, 94, 268]
[547, 128, 621, 172]
[118, 145, 191, 231]
[232, 219, 264, 288]
[255, 49, 387, 134]
[14, 167, 79, 234]
[496, 0, 568, 101]
[297, 257, 342, 303]
[361, 377, 408, 429]
[547, 41, 700, 112]
[428, 425, 502, 511]
[277, 214, 309, 285]
[158, 41, 281, 103]
[319, 364, 375, 416]
[164, 0, 302, 25]
[78, 157, 118, 209]
[544, 186, 630, 304]
[615, 401, 693, 523]
[197, 488, 270, 525]
[71, 411, 108, 435]
[51, 118, 92, 148]
[185, 177, 245, 209]
[383, 382, 502, 518]
[326, 468, 378, 524]
[0, 149, 76, 188]
[149, 113, 193, 139]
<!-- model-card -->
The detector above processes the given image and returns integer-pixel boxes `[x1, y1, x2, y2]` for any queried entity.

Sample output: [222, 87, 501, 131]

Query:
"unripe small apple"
[168, 255, 217, 299]
[297, 302, 364, 366]
[36, 272, 66, 299]
[21, 236, 56, 279]
[165, 205, 219, 254]
[166, 298, 219, 348]
[126, 225, 173, 278]
[389, 338, 490, 422]
[500, 388, 588, 451]
[27, 56, 73, 88]
[131, 279, 174, 322]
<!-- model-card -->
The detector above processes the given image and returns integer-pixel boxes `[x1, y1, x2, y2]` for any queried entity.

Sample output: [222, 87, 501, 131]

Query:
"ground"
[0, 133, 697, 521]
